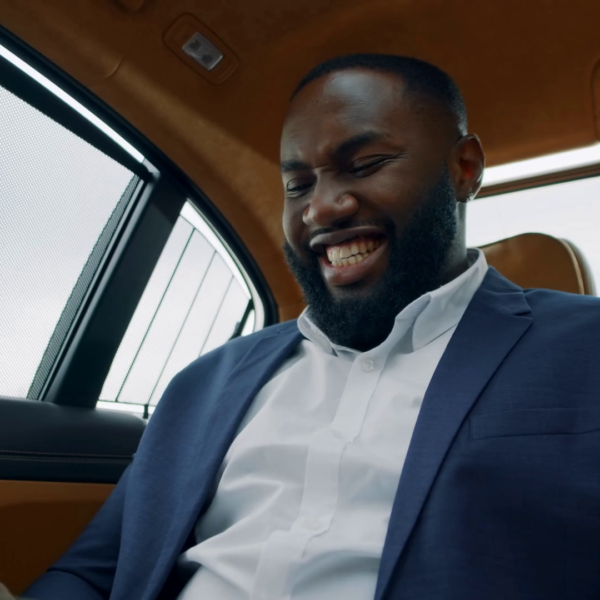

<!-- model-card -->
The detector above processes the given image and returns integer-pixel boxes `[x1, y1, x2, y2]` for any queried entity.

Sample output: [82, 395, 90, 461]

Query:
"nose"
[303, 180, 359, 228]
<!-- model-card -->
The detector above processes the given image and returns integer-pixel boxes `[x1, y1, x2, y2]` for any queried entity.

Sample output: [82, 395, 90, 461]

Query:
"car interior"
[1, 0, 599, 593]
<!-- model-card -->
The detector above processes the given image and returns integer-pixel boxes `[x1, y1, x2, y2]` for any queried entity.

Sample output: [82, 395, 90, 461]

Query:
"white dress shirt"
[178, 249, 488, 600]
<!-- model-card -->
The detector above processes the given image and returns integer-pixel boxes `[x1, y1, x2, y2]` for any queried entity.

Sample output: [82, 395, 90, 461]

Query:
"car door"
[0, 26, 275, 594]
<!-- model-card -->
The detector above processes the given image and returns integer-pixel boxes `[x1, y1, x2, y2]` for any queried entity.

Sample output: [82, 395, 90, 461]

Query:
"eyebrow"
[332, 131, 384, 160]
[280, 130, 385, 173]
[280, 159, 310, 173]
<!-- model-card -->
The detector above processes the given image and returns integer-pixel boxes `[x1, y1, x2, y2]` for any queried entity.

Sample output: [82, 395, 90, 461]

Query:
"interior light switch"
[164, 14, 239, 85]
[182, 33, 223, 71]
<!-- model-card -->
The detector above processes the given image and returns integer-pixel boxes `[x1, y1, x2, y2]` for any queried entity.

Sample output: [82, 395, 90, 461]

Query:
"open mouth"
[324, 235, 384, 267]
[317, 233, 388, 288]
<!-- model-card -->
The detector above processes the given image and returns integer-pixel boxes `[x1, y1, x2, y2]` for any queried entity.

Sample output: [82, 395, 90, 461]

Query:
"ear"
[452, 134, 485, 203]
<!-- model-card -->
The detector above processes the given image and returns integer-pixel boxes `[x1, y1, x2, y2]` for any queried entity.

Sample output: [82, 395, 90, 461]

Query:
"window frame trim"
[479, 162, 600, 199]
[27, 174, 147, 400]
[43, 166, 186, 408]
[0, 46, 147, 179]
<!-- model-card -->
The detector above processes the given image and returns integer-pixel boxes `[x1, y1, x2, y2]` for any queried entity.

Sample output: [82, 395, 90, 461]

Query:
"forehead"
[281, 69, 415, 157]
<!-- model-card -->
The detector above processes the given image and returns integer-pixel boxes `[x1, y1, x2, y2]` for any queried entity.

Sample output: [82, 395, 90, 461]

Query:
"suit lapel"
[141, 325, 303, 600]
[375, 269, 533, 600]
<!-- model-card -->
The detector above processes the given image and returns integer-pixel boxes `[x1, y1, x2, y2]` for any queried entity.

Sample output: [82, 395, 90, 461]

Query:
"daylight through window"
[98, 202, 256, 417]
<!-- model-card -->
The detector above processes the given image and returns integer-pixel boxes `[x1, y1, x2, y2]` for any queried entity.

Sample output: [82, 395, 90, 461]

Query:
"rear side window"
[99, 201, 255, 417]
[0, 71, 139, 398]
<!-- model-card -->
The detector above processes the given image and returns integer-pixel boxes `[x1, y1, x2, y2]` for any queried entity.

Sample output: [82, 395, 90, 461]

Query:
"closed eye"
[349, 157, 389, 177]
[285, 179, 314, 197]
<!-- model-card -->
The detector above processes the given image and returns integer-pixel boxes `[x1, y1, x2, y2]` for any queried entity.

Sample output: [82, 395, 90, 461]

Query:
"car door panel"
[0, 397, 144, 592]
[0, 479, 114, 594]
[0, 397, 144, 483]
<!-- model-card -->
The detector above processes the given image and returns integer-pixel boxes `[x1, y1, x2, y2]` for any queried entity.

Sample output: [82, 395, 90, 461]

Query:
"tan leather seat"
[480, 233, 596, 296]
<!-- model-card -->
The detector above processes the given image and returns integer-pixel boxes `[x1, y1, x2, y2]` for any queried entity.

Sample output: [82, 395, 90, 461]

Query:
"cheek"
[354, 171, 417, 217]
[282, 202, 305, 247]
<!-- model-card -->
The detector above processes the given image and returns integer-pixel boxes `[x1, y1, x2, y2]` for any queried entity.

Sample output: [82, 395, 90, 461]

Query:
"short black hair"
[292, 53, 467, 134]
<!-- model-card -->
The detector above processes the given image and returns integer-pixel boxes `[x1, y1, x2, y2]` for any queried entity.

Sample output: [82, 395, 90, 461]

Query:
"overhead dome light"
[482, 143, 600, 187]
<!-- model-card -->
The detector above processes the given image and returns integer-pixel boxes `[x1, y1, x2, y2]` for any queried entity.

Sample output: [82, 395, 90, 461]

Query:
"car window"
[98, 201, 256, 417]
[0, 42, 265, 410]
[467, 176, 600, 287]
[0, 68, 139, 399]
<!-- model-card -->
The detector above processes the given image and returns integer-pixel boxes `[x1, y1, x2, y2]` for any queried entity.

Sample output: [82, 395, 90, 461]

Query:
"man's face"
[280, 69, 464, 350]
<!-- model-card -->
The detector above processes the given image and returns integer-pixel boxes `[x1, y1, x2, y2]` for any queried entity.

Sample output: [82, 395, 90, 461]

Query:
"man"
[19, 54, 600, 599]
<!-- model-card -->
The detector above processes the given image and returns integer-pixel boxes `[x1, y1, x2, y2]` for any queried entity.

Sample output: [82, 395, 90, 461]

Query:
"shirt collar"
[298, 248, 488, 357]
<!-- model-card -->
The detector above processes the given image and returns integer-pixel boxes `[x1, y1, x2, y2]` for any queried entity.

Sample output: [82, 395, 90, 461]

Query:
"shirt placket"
[250, 350, 387, 600]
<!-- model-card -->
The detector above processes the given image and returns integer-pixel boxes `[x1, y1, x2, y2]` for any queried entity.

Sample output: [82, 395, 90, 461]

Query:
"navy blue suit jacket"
[27, 269, 600, 599]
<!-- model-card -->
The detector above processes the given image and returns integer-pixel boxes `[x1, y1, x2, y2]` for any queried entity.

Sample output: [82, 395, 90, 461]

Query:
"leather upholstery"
[480, 232, 595, 296]
[0, 479, 113, 594]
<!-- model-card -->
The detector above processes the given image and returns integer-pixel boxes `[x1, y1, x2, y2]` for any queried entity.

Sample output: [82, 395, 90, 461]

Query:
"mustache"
[303, 218, 397, 249]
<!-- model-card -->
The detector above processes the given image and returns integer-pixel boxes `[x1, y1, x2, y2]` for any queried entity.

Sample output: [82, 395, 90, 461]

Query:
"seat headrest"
[480, 232, 596, 295]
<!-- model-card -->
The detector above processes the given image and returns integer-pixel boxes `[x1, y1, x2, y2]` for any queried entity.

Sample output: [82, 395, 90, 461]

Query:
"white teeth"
[326, 236, 383, 267]
[330, 252, 366, 267]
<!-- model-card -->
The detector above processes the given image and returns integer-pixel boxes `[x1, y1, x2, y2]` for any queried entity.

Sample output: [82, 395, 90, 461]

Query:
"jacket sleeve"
[24, 464, 132, 600]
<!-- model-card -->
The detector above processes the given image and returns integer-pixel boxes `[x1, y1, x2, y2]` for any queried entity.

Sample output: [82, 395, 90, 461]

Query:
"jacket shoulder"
[524, 287, 600, 315]
[522, 288, 600, 339]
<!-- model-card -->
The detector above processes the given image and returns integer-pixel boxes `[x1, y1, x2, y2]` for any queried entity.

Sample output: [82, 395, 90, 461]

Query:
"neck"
[439, 244, 469, 287]
[439, 211, 469, 286]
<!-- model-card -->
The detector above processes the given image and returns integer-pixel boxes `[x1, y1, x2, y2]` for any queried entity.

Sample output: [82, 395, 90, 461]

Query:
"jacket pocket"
[470, 407, 600, 440]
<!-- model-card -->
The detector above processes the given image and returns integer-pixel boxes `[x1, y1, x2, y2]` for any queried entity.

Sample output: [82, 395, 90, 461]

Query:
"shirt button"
[362, 358, 375, 372]
[303, 518, 322, 531]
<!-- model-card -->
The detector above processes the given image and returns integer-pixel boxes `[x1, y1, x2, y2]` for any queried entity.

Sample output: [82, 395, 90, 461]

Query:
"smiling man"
[24, 55, 600, 600]
[280, 55, 482, 351]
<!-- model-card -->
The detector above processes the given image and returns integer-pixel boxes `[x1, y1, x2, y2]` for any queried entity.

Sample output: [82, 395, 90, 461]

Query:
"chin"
[326, 280, 378, 300]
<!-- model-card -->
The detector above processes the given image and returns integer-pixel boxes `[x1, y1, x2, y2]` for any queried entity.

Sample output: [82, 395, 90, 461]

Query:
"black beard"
[283, 167, 458, 351]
